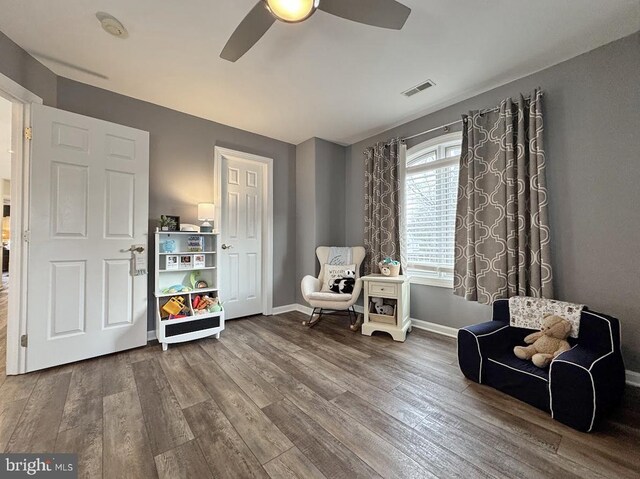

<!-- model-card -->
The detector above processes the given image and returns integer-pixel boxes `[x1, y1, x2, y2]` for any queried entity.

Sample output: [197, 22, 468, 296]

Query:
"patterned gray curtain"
[453, 89, 553, 304]
[364, 138, 406, 275]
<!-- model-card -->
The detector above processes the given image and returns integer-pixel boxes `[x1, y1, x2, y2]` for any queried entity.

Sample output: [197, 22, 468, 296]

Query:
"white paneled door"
[220, 156, 263, 318]
[26, 104, 149, 372]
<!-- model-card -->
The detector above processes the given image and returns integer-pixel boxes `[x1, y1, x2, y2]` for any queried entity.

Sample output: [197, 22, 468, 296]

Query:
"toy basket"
[368, 302, 396, 325]
[378, 262, 400, 277]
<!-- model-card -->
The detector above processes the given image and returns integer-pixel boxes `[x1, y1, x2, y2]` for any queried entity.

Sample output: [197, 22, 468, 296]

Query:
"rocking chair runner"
[300, 246, 365, 330]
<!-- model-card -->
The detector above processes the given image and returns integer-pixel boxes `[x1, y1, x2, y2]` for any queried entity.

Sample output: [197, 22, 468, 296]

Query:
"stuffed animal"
[370, 297, 394, 316]
[329, 277, 355, 294]
[514, 315, 572, 368]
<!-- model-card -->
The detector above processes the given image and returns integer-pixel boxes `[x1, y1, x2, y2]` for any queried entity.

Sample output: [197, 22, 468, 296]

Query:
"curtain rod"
[400, 93, 540, 143]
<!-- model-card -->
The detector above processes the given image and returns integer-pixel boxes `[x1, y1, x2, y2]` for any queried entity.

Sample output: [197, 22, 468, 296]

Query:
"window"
[405, 132, 462, 287]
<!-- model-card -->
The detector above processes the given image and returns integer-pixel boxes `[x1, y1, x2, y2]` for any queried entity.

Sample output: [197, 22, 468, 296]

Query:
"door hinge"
[23, 230, 30, 243]
[20, 334, 28, 348]
[24, 127, 32, 141]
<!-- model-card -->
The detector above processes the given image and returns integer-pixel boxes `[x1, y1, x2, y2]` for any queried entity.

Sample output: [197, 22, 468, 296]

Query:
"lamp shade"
[197, 203, 215, 221]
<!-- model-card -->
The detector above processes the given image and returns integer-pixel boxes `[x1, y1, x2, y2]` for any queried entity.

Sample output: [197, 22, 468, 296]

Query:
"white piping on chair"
[487, 357, 549, 382]
[551, 359, 598, 432]
[459, 325, 510, 384]
[549, 311, 615, 432]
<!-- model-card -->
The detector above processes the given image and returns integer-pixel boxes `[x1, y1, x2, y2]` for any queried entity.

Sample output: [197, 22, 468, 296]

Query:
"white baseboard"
[410, 318, 640, 388]
[410, 318, 458, 338]
[271, 304, 299, 315]
[271, 303, 364, 317]
[150, 306, 640, 388]
[626, 370, 640, 387]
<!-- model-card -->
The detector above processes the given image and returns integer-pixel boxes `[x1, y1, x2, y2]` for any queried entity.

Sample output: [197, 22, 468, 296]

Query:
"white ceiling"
[0, 0, 638, 145]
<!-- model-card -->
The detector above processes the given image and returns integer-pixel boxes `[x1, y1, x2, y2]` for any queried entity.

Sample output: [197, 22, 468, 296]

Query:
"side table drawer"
[369, 281, 398, 298]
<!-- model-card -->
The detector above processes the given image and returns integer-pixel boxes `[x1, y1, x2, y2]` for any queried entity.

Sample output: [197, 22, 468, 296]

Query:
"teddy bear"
[514, 314, 572, 368]
[370, 297, 394, 316]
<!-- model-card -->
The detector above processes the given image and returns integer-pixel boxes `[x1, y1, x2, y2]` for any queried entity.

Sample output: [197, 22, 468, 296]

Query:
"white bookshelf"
[154, 230, 225, 350]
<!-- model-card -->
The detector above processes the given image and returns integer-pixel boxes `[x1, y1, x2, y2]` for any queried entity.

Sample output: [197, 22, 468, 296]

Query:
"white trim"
[626, 370, 640, 387]
[408, 274, 453, 289]
[1, 72, 42, 375]
[410, 318, 458, 338]
[0, 74, 44, 105]
[404, 131, 462, 277]
[487, 357, 548, 382]
[147, 330, 156, 342]
[295, 304, 313, 316]
[271, 304, 298, 315]
[406, 131, 463, 159]
[148, 306, 640, 392]
[214, 146, 274, 317]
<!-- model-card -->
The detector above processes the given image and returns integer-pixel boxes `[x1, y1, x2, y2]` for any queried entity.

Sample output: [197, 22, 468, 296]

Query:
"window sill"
[407, 272, 453, 289]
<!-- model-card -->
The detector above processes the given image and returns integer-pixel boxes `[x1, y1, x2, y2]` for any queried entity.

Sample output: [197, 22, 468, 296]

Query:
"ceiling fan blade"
[319, 0, 411, 30]
[220, 1, 276, 62]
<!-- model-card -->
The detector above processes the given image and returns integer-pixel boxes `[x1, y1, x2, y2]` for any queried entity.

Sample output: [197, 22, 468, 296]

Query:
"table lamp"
[197, 203, 215, 232]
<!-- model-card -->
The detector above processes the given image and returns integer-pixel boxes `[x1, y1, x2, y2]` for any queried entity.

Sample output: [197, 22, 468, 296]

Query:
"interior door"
[220, 156, 263, 318]
[26, 104, 149, 372]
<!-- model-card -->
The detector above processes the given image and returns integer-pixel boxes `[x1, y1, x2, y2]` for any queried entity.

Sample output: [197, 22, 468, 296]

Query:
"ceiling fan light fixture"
[96, 12, 128, 38]
[264, 0, 319, 23]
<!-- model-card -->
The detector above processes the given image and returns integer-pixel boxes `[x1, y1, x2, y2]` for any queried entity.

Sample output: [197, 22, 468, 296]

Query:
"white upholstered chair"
[300, 246, 365, 329]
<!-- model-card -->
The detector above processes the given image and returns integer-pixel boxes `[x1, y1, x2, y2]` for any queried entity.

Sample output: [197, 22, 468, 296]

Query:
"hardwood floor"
[1, 287, 639, 478]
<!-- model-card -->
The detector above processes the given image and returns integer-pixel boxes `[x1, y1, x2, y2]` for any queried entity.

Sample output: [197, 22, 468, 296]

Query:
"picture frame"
[160, 215, 180, 232]
[193, 254, 206, 268]
[167, 215, 180, 232]
[179, 254, 192, 269]
[165, 254, 179, 271]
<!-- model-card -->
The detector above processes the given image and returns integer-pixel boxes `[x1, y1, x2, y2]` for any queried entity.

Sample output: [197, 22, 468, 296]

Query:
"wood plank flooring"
[1, 287, 639, 477]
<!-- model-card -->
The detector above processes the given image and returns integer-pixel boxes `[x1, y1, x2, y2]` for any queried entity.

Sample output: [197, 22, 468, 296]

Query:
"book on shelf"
[187, 235, 204, 252]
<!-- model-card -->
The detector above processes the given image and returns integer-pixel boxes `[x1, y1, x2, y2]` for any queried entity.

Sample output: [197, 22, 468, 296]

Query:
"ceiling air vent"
[402, 79, 435, 98]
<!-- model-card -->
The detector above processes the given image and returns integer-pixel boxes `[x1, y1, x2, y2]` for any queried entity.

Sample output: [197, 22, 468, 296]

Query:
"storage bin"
[369, 303, 396, 325]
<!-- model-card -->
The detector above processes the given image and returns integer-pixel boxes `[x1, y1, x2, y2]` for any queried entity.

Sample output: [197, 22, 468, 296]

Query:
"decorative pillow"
[321, 264, 356, 292]
[509, 296, 584, 338]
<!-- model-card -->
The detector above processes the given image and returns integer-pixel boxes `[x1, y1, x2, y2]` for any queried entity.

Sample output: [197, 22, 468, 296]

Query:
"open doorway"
[0, 72, 42, 375]
[0, 95, 10, 378]
[0, 96, 12, 292]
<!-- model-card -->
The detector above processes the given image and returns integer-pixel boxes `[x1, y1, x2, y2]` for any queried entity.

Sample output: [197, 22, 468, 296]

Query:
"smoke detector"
[96, 12, 128, 38]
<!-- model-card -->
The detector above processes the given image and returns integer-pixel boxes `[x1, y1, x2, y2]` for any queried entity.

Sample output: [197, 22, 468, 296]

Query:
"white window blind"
[405, 134, 462, 285]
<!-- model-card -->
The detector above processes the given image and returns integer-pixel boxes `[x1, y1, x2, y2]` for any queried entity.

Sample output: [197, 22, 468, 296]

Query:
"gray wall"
[346, 32, 640, 370]
[56, 78, 297, 329]
[315, 139, 346, 249]
[296, 138, 317, 304]
[295, 138, 347, 303]
[0, 31, 57, 106]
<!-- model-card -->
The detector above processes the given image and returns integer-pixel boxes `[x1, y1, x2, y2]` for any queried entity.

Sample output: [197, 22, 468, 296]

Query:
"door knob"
[122, 246, 145, 253]
[221, 244, 233, 250]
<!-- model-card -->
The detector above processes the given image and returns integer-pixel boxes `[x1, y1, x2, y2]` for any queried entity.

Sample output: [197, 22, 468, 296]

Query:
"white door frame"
[0, 72, 43, 375]
[214, 146, 273, 316]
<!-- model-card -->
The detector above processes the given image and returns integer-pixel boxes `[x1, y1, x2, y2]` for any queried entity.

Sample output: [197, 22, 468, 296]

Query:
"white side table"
[361, 274, 411, 342]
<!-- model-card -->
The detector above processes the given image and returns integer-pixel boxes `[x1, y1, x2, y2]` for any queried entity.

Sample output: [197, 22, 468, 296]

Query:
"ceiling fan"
[221, 0, 411, 62]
